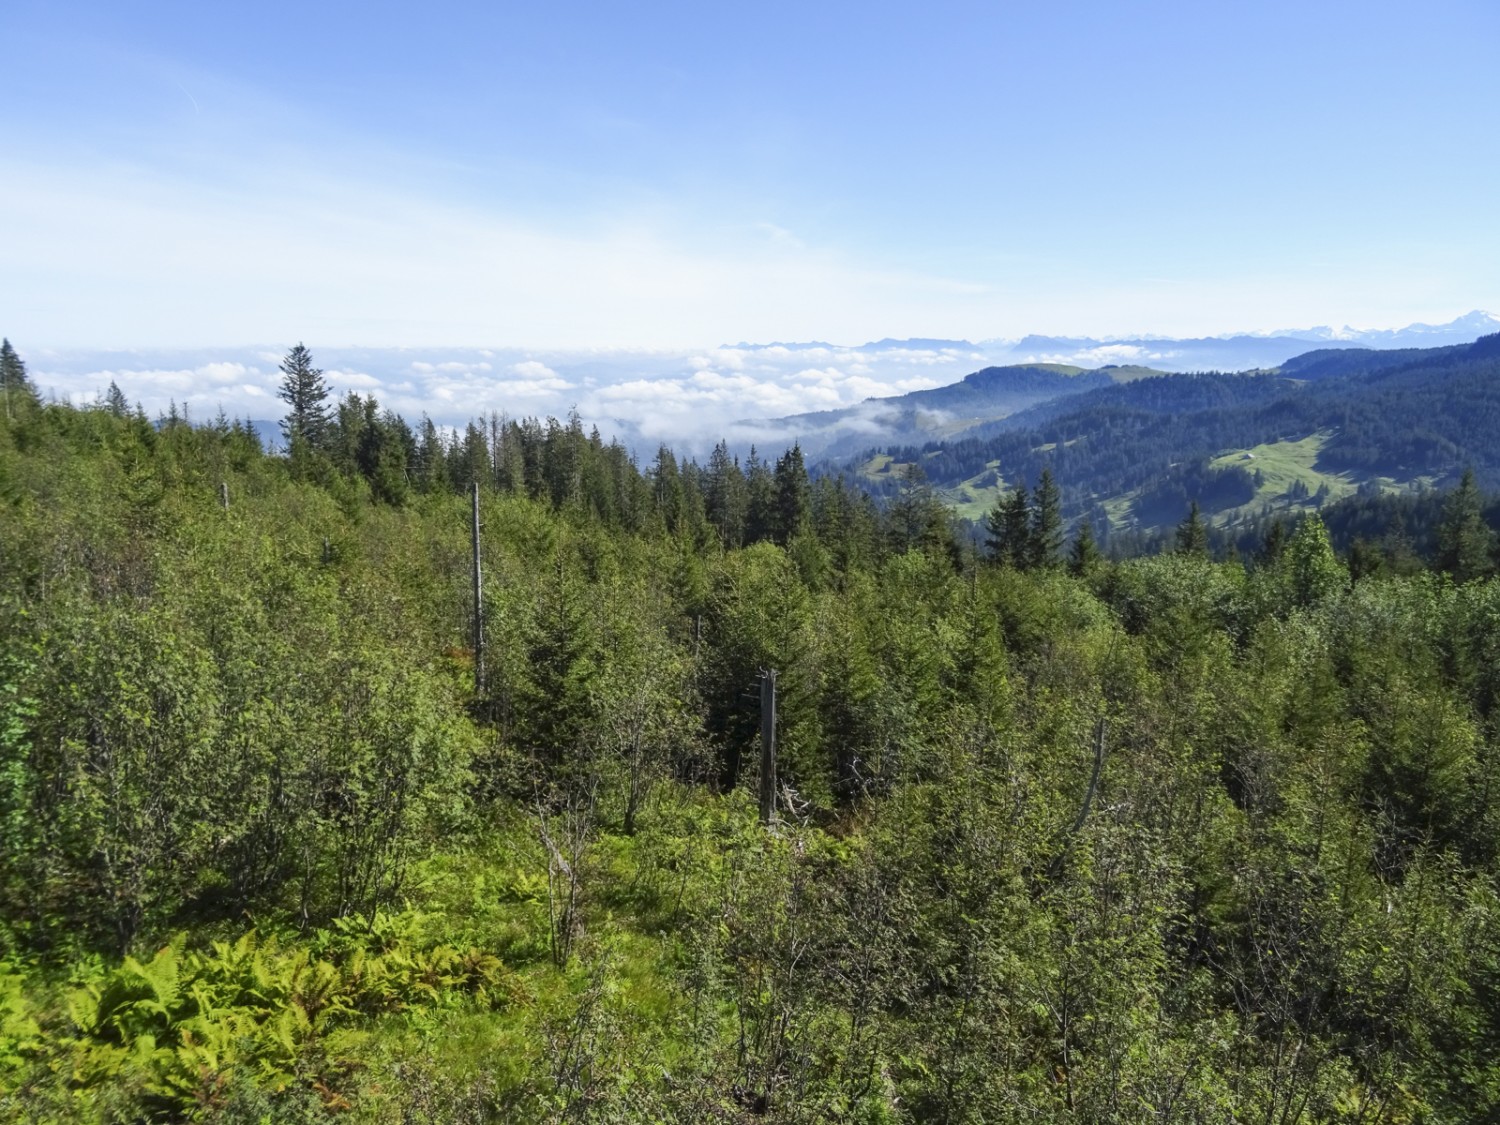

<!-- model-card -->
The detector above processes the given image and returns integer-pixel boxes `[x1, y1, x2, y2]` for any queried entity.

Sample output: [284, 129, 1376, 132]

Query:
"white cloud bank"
[27, 342, 957, 451]
[27, 308, 1500, 455]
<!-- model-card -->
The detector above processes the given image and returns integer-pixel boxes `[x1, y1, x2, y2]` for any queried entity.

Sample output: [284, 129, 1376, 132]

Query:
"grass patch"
[1209, 432, 1352, 509]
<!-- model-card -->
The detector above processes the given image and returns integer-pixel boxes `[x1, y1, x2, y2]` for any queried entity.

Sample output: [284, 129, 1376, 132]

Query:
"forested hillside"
[859, 334, 1500, 537]
[6, 343, 1500, 1121]
[753, 364, 1123, 462]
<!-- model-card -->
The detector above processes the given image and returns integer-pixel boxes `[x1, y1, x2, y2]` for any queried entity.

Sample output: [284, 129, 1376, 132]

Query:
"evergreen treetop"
[985, 477, 1032, 569]
[1068, 519, 1102, 577]
[773, 443, 811, 545]
[1028, 467, 1063, 569]
[1436, 467, 1494, 583]
[1, 337, 36, 419]
[277, 343, 332, 451]
[1174, 500, 1209, 558]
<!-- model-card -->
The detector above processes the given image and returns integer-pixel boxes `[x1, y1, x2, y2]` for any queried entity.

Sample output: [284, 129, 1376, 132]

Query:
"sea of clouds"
[25, 341, 980, 454]
[24, 312, 1497, 458]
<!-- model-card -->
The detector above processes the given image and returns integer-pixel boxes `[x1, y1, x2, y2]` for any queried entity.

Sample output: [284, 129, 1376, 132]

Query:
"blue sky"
[4, 0, 1498, 348]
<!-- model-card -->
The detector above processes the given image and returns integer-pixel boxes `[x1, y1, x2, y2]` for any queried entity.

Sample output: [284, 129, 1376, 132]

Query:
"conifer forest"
[7, 341, 1500, 1123]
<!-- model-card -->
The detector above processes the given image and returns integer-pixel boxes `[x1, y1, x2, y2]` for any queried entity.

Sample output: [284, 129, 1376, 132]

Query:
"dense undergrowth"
[4, 373, 1500, 1122]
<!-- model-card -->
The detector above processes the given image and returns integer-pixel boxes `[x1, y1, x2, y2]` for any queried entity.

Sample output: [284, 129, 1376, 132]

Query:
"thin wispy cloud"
[1, 152, 1007, 352]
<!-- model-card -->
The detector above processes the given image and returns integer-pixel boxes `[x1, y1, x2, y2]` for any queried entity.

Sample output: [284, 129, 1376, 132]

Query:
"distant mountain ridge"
[727, 310, 1500, 356]
[844, 331, 1500, 537]
[1271, 309, 1500, 344]
[730, 312, 1500, 460]
[735, 363, 1139, 461]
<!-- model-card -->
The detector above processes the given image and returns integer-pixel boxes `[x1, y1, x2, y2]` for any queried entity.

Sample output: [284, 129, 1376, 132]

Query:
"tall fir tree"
[704, 440, 748, 548]
[985, 477, 1032, 568]
[105, 381, 130, 418]
[1436, 467, 1493, 583]
[888, 463, 925, 552]
[1175, 500, 1210, 558]
[772, 443, 812, 545]
[332, 392, 368, 473]
[1068, 519, 1102, 578]
[416, 415, 447, 493]
[353, 398, 411, 506]
[1, 338, 36, 420]
[455, 422, 490, 490]
[277, 343, 332, 452]
[1028, 467, 1064, 569]
[652, 446, 686, 534]
[744, 447, 777, 545]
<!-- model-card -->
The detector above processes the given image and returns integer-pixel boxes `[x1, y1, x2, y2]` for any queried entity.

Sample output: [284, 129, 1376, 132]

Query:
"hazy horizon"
[6, 1, 1498, 352]
[20, 308, 1498, 453]
[8, 1, 1498, 449]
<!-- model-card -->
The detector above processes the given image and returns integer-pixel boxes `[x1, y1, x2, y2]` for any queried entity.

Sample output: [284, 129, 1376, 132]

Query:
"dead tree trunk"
[759, 669, 778, 825]
[471, 480, 485, 696]
[1069, 716, 1107, 836]
[1044, 716, 1107, 884]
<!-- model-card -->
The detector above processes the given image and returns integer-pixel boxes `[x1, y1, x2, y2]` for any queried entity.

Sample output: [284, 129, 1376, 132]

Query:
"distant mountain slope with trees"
[744, 363, 1129, 461]
[850, 334, 1500, 538]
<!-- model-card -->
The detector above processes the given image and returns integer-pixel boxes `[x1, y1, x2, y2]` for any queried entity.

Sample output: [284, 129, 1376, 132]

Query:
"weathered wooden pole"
[1046, 715, 1108, 883]
[1070, 715, 1107, 835]
[471, 480, 485, 696]
[219, 481, 230, 510]
[759, 668, 778, 825]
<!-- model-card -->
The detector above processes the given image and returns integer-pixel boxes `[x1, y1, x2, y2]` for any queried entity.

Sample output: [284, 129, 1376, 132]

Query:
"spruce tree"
[276, 343, 331, 452]
[1436, 468, 1493, 583]
[1028, 467, 1064, 569]
[458, 422, 490, 490]
[744, 447, 776, 545]
[652, 446, 685, 534]
[1175, 501, 1209, 557]
[888, 463, 956, 559]
[416, 416, 446, 492]
[704, 440, 748, 547]
[1, 338, 36, 420]
[353, 397, 411, 506]
[105, 381, 130, 418]
[1068, 519, 1102, 578]
[984, 478, 1031, 568]
[772, 443, 811, 545]
[333, 391, 368, 473]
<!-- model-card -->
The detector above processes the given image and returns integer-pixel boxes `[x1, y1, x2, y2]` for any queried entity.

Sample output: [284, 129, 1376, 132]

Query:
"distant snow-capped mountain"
[1281, 310, 1500, 345]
